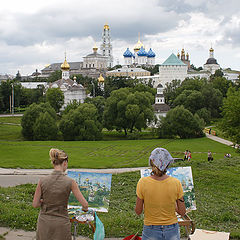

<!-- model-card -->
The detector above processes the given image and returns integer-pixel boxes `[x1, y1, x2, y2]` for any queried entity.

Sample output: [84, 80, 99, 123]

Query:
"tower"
[98, 74, 105, 91]
[61, 53, 70, 80]
[100, 23, 113, 68]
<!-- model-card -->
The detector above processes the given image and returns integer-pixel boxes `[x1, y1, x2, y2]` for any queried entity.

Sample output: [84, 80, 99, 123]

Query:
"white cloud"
[0, 0, 240, 75]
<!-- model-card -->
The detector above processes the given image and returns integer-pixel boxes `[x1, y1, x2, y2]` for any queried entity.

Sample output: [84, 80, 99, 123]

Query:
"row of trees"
[21, 84, 157, 140]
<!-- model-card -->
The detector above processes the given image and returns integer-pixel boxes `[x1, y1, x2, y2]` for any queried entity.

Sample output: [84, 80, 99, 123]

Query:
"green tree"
[220, 87, 240, 143]
[21, 102, 57, 140]
[59, 103, 102, 141]
[33, 112, 58, 140]
[209, 76, 232, 97]
[84, 96, 106, 122]
[157, 105, 204, 139]
[163, 79, 181, 106]
[103, 88, 154, 135]
[61, 100, 81, 115]
[173, 90, 204, 114]
[46, 88, 64, 112]
[47, 70, 62, 83]
[201, 85, 223, 118]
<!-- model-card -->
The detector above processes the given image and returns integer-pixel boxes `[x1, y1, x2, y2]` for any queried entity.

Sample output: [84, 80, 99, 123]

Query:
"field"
[0, 116, 240, 238]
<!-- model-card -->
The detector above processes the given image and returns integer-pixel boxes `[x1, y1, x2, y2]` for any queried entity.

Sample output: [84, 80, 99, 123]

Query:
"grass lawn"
[0, 160, 239, 239]
[0, 116, 239, 238]
[0, 137, 238, 169]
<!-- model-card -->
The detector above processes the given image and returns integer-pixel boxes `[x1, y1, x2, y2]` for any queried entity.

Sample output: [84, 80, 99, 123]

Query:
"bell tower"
[100, 23, 113, 68]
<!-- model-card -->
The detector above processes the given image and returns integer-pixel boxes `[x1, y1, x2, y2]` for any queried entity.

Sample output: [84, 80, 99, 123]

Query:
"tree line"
[1, 69, 239, 142]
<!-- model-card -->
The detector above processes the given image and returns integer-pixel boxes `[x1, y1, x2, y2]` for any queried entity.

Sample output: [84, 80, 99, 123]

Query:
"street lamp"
[11, 83, 14, 115]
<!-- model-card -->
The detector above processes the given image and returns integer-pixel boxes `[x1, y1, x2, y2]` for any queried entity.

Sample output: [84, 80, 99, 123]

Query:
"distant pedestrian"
[209, 128, 212, 134]
[187, 151, 192, 161]
[208, 151, 213, 161]
[184, 150, 188, 161]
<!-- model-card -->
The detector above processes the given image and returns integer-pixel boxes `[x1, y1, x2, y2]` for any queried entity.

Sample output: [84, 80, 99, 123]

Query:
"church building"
[123, 37, 156, 67]
[203, 47, 220, 74]
[47, 56, 86, 108]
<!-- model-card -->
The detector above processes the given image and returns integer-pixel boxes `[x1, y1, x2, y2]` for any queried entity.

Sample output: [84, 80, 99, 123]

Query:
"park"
[0, 115, 239, 239]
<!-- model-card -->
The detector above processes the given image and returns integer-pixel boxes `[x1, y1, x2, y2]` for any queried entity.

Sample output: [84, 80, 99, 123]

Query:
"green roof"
[161, 53, 186, 66]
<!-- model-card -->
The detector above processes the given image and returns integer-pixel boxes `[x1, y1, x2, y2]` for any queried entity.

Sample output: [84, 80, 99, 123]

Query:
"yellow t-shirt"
[136, 176, 183, 225]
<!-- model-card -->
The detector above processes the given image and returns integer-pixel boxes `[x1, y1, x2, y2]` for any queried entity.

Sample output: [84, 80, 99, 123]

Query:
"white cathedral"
[123, 38, 156, 66]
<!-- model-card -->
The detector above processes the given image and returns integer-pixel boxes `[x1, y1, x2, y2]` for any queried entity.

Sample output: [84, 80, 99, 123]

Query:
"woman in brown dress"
[32, 148, 88, 240]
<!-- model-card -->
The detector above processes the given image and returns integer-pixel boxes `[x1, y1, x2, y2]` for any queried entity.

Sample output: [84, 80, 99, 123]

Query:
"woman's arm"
[71, 180, 88, 211]
[176, 197, 186, 216]
[32, 181, 42, 208]
[135, 196, 144, 215]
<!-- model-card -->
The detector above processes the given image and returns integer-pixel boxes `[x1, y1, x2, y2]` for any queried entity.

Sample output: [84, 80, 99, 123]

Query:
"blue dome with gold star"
[137, 46, 147, 56]
[147, 48, 155, 58]
[123, 48, 133, 57]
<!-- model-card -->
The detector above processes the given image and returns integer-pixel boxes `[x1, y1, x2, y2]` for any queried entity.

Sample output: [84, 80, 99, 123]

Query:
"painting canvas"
[140, 166, 196, 211]
[67, 171, 112, 213]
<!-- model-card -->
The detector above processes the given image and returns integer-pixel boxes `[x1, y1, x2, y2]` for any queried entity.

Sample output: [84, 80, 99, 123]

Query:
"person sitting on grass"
[32, 148, 88, 240]
[135, 147, 186, 240]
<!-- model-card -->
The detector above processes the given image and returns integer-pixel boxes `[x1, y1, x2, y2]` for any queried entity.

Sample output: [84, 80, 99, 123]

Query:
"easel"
[178, 213, 195, 240]
[69, 211, 95, 240]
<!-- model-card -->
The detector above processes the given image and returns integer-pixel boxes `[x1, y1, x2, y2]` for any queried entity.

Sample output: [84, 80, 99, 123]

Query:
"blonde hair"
[150, 159, 166, 177]
[49, 148, 68, 165]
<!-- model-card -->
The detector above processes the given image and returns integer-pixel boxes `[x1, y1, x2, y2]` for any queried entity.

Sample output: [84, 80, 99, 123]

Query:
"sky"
[1, 0, 240, 76]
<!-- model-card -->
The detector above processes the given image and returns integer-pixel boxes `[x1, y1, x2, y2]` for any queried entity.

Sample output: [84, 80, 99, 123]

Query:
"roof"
[137, 46, 148, 57]
[123, 48, 133, 58]
[206, 58, 218, 65]
[153, 103, 170, 112]
[85, 52, 105, 58]
[42, 62, 82, 71]
[147, 48, 156, 58]
[161, 53, 186, 66]
[20, 82, 47, 89]
[49, 78, 84, 89]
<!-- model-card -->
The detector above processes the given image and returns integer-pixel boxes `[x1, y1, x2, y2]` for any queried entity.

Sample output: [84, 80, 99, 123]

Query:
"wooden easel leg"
[73, 222, 77, 240]
[185, 226, 191, 240]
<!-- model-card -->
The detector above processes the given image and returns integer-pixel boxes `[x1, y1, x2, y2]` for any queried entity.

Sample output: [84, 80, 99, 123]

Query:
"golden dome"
[104, 23, 110, 30]
[98, 74, 104, 83]
[61, 57, 70, 71]
[209, 47, 214, 52]
[93, 43, 98, 52]
[134, 40, 144, 51]
[181, 48, 185, 55]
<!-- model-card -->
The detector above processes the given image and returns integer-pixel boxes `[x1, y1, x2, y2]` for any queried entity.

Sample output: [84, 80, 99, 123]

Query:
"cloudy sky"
[1, 0, 240, 76]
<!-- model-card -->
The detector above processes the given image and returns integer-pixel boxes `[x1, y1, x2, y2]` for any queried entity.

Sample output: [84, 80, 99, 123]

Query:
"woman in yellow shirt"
[135, 148, 186, 240]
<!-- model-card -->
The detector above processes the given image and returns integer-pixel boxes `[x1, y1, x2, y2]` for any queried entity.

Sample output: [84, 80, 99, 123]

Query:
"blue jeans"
[142, 223, 180, 240]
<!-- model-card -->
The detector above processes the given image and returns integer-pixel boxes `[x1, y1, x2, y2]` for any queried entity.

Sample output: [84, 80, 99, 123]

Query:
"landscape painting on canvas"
[140, 166, 196, 211]
[67, 171, 112, 213]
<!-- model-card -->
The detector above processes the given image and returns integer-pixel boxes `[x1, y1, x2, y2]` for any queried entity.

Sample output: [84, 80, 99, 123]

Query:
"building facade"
[106, 66, 151, 78]
[157, 53, 188, 87]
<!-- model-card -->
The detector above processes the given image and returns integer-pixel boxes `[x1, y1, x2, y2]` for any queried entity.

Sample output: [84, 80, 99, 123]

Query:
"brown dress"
[36, 170, 72, 240]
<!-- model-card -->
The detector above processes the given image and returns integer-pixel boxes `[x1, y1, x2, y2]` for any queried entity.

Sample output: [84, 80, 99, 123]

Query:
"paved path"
[205, 133, 234, 146]
[0, 167, 146, 187]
